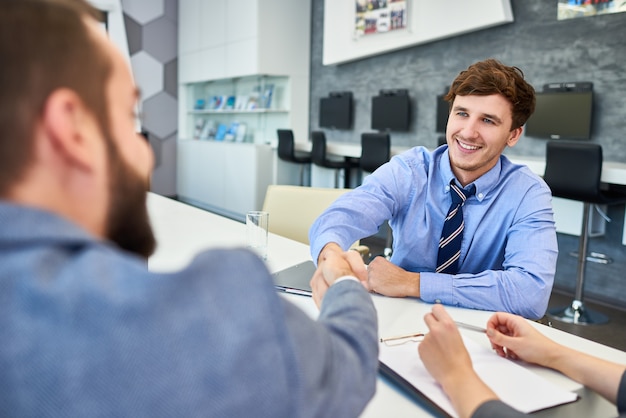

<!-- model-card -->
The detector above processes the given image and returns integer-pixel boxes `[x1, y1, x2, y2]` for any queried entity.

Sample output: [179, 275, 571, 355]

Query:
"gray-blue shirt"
[0, 203, 378, 417]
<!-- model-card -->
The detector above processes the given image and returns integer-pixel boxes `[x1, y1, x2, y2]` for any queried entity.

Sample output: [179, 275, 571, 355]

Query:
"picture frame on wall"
[354, 0, 408, 39]
[557, 0, 626, 20]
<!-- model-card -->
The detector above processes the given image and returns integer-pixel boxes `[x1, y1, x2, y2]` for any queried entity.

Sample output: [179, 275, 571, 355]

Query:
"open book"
[379, 335, 578, 418]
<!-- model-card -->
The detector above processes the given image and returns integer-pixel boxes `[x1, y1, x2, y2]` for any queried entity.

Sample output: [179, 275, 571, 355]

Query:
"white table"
[147, 192, 626, 417]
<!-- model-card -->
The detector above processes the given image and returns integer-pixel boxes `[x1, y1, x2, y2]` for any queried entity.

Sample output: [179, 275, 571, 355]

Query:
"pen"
[379, 321, 486, 343]
[454, 321, 487, 333]
[379, 332, 425, 343]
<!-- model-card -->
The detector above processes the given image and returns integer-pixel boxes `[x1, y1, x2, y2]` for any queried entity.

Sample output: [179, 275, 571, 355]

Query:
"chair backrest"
[262, 184, 351, 245]
[543, 141, 603, 202]
[277, 129, 296, 162]
[311, 131, 328, 167]
[360, 132, 391, 173]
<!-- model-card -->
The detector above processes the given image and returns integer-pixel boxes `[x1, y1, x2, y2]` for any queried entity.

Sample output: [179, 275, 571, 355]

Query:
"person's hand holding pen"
[418, 304, 498, 418]
[310, 247, 368, 308]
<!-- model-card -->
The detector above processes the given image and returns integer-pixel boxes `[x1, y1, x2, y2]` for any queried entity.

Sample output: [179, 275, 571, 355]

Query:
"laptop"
[272, 260, 317, 296]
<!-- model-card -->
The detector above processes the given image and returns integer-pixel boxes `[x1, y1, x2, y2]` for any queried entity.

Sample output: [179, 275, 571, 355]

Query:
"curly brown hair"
[444, 59, 536, 131]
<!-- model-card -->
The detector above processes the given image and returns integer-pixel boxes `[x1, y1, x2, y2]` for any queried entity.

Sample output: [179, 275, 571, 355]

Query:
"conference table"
[146, 192, 626, 417]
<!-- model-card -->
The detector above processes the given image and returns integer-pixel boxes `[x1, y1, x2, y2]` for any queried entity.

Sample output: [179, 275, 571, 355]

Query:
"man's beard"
[105, 147, 156, 259]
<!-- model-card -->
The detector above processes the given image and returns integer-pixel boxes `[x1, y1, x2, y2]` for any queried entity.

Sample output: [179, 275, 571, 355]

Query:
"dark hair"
[0, 0, 112, 195]
[444, 58, 536, 131]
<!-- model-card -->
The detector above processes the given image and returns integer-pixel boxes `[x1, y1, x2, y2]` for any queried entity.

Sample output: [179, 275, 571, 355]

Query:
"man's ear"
[40, 88, 99, 171]
[507, 126, 523, 147]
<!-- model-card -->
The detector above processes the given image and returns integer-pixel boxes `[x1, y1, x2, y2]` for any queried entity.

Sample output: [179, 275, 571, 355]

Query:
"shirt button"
[435, 299, 442, 304]
[445, 185, 450, 192]
[477, 192, 484, 199]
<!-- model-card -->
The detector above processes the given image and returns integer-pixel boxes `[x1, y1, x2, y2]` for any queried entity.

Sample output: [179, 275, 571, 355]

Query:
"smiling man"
[309, 59, 558, 319]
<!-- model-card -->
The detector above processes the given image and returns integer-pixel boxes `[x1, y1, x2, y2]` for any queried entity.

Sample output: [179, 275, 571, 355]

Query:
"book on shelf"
[193, 118, 205, 140]
[235, 122, 247, 142]
[214, 123, 228, 141]
[199, 119, 216, 140]
[235, 95, 248, 110]
[261, 84, 274, 109]
[246, 91, 259, 110]
[224, 122, 238, 141]
[225, 95, 236, 110]
[212, 95, 229, 110]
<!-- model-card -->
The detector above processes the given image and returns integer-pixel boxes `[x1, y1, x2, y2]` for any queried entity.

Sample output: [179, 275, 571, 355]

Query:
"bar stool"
[277, 129, 311, 186]
[311, 131, 359, 188]
[544, 141, 626, 325]
[360, 132, 393, 258]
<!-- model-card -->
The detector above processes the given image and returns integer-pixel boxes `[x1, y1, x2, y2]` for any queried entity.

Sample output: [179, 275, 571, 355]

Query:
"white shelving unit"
[180, 75, 290, 145]
[176, 0, 311, 219]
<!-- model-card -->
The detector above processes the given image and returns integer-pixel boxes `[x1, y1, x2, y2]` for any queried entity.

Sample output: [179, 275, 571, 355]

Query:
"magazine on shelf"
[261, 84, 274, 109]
[235, 123, 247, 142]
[199, 119, 215, 140]
[214, 124, 228, 141]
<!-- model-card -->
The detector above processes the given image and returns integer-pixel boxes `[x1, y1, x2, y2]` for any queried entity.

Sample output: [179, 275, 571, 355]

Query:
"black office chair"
[277, 129, 311, 186]
[544, 141, 626, 325]
[360, 132, 393, 259]
[311, 131, 359, 188]
[360, 132, 391, 173]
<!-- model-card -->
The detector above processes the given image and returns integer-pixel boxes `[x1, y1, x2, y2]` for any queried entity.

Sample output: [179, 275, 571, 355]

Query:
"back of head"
[0, 0, 111, 196]
[444, 58, 536, 131]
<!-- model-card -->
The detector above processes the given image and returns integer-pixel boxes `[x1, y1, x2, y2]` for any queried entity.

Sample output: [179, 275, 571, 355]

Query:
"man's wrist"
[410, 272, 421, 297]
[333, 276, 360, 285]
[318, 242, 342, 264]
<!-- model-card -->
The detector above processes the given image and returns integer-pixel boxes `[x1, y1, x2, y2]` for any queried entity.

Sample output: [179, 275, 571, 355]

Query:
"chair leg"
[383, 220, 393, 260]
[548, 202, 608, 325]
[298, 165, 305, 186]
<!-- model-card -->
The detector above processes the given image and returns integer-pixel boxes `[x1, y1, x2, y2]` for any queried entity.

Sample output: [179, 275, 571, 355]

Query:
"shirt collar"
[438, 147, 503, 202]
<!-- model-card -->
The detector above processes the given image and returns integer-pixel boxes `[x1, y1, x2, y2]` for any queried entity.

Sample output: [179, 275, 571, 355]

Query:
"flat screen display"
[525, 91, 593, 140]
[319, 94, 352, 130]
[371, 93, 411, 132]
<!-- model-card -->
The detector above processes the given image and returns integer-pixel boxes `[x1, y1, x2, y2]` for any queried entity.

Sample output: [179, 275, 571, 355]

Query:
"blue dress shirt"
[310, 146, 558, 319]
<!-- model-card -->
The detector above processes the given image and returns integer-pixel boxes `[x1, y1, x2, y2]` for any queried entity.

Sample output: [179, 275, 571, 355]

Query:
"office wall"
[122, 0, 178, 197]
[310, 0, 626, 309]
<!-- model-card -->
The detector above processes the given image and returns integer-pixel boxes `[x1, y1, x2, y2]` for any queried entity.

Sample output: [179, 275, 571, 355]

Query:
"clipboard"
[272, 260, 316, 297]
[379, 360, 452, 417]
[378, 337, 579, 417]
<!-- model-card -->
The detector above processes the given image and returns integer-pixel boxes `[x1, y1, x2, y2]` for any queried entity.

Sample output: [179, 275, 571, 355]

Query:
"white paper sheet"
[379, 336, 578, 418]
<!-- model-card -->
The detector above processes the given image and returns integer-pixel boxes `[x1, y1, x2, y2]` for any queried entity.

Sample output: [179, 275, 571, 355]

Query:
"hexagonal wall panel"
[130, 51, 163, 100]
[164, 0, 178, 23]
[143, 16, 177, 63]
[164, 59, 177, 98]
[143, 92, 177, 138]
[123, 14, 142, 55]
[121, 0, 164, 25]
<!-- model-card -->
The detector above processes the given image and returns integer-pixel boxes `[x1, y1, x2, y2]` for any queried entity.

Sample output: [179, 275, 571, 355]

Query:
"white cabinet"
[177, 0, 310, 213]
[177, 140, 274, 220]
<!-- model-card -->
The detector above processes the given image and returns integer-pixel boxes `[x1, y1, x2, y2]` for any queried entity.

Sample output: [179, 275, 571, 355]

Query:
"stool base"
[548, 299, 608, 325]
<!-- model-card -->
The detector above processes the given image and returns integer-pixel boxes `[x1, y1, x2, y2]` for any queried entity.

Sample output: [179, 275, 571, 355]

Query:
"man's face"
[445, 94, 522, 186]
[91, 21, 156, 257]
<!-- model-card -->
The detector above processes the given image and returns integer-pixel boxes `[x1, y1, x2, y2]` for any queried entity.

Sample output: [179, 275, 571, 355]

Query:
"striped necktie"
[436, 181, 475, 274]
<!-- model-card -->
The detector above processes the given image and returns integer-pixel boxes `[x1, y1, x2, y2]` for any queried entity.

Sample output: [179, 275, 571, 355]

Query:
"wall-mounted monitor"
[371, 89, 411, 132]
[319, 92, 353, 130]
[525, 85, 593, 140]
